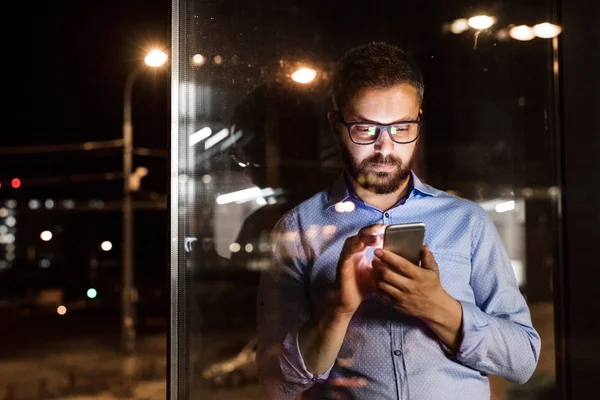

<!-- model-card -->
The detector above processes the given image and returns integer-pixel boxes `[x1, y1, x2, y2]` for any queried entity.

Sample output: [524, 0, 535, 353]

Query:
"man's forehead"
[342, 85, 420, 120]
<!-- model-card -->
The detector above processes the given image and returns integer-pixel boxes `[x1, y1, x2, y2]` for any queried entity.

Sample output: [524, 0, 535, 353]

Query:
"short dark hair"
[331, 41, 425, 111]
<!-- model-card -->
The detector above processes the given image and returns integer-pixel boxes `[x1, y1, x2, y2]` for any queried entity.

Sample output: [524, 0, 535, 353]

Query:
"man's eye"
[391, 126, 409, 134]
[355, 125, 377, 135]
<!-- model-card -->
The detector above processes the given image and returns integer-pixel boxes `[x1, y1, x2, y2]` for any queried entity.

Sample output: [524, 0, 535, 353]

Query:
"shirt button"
[393, 350, 402, 356]
[384, 212, 390, 218]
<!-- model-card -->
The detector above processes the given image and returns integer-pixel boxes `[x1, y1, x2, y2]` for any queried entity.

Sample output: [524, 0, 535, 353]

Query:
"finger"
[372, 261, 411, 291]
[420, 245, 439, 273]
[357, 224, 387, 247]
[373, 248, 420, 279]
[375, 279, 404, 303]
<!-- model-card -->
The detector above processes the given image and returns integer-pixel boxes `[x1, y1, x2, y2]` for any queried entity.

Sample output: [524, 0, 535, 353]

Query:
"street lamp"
[122, 48, 167, 356]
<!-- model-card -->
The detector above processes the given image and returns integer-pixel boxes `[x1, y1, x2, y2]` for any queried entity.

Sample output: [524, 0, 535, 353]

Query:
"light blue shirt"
[257, 171, 541, 400]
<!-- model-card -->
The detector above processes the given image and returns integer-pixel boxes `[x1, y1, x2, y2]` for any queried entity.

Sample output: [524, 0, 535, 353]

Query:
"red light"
[11, 178, 21, 188]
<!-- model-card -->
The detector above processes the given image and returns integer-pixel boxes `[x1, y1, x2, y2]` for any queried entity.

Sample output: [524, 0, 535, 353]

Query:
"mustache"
[362, 154, 401, 166]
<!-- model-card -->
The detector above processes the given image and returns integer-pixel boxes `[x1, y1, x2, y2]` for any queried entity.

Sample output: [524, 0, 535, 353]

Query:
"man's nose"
[374, 128, 394, 156]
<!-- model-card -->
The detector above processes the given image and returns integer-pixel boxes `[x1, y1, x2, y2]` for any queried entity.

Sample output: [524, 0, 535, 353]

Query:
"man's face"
[333, 83, 421, 194]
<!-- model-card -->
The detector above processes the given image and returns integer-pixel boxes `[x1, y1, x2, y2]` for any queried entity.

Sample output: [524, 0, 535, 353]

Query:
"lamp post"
[122, 49, 167, 356]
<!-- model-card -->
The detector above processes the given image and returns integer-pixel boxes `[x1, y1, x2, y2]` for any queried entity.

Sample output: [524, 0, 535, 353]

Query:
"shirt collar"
[327, 169, 437, 208]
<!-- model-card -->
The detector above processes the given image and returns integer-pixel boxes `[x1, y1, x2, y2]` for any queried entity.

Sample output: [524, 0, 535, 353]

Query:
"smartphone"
[382, 222, 426, 265]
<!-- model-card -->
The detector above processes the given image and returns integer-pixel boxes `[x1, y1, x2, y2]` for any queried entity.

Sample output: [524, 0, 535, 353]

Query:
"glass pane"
[171, 1, 560, 398]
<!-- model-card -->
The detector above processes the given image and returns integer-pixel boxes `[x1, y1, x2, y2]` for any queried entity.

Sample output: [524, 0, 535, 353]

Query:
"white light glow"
[100, 241, 113, 251]
[229, 243, 241, 253]
[189, 127, 212, 147]
[39, 259, 51, 268]
[533, 23, 562, 39]
[29, 200, 40, 210]
[5, 216, 16, 227]
[45, 199, 55, 209]
[450, 18, 470, 34]
[468, 15, 496, 30]
[192, 54, 205, 66]
[41, 230, 53, 241]
[144, 50, 168, 67]
[335, 201, 356, 213]
[217, 187, 262, 205]
[87, 288, 98, 299]
[495, 200, 516, 213]
[57, 305, 67, 315]
[245, 243, 254, 253]
[291, 67, 317, 84]
[509, 25, 536, 41]
[202, 174, 212, 184]
[204, 128, 229, 150]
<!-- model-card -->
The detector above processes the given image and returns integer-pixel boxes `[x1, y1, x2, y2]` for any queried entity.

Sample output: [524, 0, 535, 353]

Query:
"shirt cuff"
[293, 331, 334, 382]
[454, 300, 490, 365]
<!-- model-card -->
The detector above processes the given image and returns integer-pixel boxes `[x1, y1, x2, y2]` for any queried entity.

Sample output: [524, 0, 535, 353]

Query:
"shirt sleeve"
[454, 206, 541, 384]
[256, 212, 332, 400]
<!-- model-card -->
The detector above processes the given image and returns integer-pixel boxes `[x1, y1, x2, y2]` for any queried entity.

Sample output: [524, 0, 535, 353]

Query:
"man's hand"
[371, 245, 447, 319]
[333, 224, 387, 317]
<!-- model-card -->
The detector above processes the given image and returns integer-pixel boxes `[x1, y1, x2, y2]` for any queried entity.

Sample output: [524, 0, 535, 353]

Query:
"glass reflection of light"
[192, 54, 205, 66]
[291, 67, 317, 84]
[495, 200, 516, 213]
[468, 15, 496, 30]
[189, 127, 212, 147]
[335, 201, 356, 213]
[450, 18, 469, 34]
[509, 25, 536, 41]
[533, 23, 562, 39]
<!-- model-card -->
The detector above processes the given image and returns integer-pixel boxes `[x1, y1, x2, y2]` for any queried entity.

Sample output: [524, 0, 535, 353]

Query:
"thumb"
[420, 245, 439, 273]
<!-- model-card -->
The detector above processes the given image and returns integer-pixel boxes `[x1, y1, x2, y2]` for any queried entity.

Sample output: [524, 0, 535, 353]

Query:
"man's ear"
[327, 112, 340, 141]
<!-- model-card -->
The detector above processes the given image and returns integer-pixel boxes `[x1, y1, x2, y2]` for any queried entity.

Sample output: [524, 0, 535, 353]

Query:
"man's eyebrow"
[348, 114, 419, 124]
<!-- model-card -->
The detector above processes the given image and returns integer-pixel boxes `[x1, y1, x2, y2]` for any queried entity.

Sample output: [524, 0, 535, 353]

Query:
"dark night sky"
[8, 0, 171, 149]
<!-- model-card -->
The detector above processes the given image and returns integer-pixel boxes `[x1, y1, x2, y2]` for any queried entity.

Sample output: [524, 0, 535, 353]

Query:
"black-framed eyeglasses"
[335, 112, 423, 145]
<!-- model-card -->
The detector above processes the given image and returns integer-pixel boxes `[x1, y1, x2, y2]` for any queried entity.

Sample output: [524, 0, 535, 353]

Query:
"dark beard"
[340, 146, 412, 195]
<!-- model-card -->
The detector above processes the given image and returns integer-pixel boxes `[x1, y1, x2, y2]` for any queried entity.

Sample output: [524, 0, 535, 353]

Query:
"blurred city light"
[202, 174, 212, 184]
[468, 15, 496, 30]
[291, 67, 317, 84]
[39, 259, 51, 268]
[533, 22, 562, 38]
[5, 216, 16, 227]
[41, 230, 53, 241]
[45, 199, 55, 209]
[28, 199, 40, 209]
[100, 241, 113, 251]
[87, 288, 98, 299]
[245, 243, 254, 253]
[11, 178, 21, 188]
[192, 54, 205, 66]
[144, 49, 168, 67]
[214, 55, 223, 64]
[229, 242, 241, 253]
[450, 18, 470, 34]
[57, 305, 67, 315]
[62, 199, 76, 209]
[0, 208, 8, 217]
[495, 200, 516, 213]
[509, 25, 536, 41]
